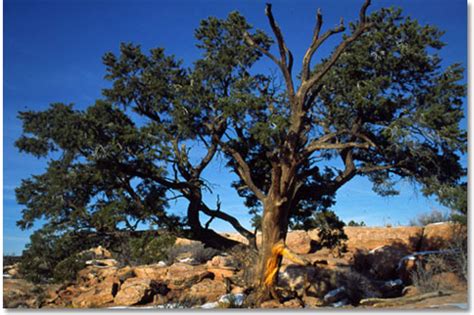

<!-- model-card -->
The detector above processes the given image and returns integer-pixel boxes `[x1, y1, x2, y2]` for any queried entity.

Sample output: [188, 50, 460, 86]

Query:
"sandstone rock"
[80, 246, 112, 260]
[165, 263, 214, 289]
[286, 230, 312, 254]
[77, 266, 118, 285]
[260, 299, 284, 308]
[133, 264, 168, 280]
[369, 246, 411, 280]
[278, 265, 317, 295]
[420, 222, 456, 251]
[344, 226, 423, 251]
[302, 296, 325, 307]
[186, 279, 227, 302]
[432, 272, 466, 291]
[174, 237, 203, 247]
[85, 258, 118, 268]
[231, 286, 245, 295]
[402, 285, 420, 297]
[114, 277, 168, 306]
[283, 298, 303, 308]
[3, 279, 41, 308]
[4, 263, 21, 278]
[71, 278, 119, 308]
[207, 255, 238, 269]
[207, 267, 235, 281]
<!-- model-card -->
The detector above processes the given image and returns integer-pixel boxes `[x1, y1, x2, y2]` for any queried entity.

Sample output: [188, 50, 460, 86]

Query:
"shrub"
[226, 244, 259, 288]
[52, 253, 88, 283]
[347, 220, 366, 227]
[117, 232, 176, 266]
[408, 209, 450, 226]
[166, 242, 220, 265]
[19, 229, 103, 283]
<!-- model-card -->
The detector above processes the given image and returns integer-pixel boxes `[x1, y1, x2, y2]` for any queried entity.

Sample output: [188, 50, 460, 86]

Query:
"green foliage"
[408, 209, 450, 226]
[308, 210, 348, 253]
[52, 253, 88, 283]
[347, 220, 366, 227]
[166, 243, 220, 265]
[14, 5, 466, 266]
[19, 229, 102, 283]
[123, 232, 176, 266]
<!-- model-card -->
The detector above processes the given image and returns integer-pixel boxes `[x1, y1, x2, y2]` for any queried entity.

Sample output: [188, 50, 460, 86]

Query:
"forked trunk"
[187, 191, 240, 249]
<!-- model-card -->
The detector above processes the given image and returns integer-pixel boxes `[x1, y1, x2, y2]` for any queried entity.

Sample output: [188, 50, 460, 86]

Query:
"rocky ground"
[3, 222, 468, 309]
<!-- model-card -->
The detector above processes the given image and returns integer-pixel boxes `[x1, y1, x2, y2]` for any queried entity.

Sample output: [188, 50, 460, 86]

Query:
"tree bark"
[186, 190, 241, 249]
[255, 196, 290, 302]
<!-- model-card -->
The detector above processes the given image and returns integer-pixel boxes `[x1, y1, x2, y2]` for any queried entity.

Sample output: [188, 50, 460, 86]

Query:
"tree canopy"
[15, 2, 466, 294]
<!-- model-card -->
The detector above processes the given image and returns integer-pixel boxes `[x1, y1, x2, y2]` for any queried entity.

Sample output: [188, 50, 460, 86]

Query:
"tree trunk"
[187, 191, 240, 250]
[255, 197, 290, 303]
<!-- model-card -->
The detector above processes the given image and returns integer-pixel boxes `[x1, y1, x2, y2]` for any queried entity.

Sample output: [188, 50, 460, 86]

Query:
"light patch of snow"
[324, 286, 346, 302]
[369, 245, 385, 254]
[157, 261, 167, 267]
[3, 274, 12, 279]
[201, 302, 219, 309]
[219, 293, 245, 306]
[426, 221, 451, 226]
[385, 279, 403, 287]
[396, 249, 458, 271]
[331, 299, 349, 308]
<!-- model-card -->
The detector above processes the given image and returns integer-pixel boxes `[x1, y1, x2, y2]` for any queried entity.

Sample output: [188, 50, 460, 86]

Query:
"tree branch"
[298, 0, 372, 99]
[200, 201, 256, 243]
[216, 138, 266, 201]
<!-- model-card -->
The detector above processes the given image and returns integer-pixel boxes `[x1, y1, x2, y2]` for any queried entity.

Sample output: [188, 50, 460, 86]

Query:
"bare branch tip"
[265, 3, 272, 15]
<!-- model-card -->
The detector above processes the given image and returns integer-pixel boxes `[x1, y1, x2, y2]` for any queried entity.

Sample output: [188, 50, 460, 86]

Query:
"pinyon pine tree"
[15, 0, 465, 303]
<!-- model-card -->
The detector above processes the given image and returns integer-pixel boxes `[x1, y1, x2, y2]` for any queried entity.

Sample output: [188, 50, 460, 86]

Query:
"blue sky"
[4, 0, 467, 255]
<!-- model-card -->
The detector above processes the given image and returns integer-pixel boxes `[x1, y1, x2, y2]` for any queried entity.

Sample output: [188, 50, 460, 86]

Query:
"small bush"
[52, 253, 88, 283]
[123, 232, 176, 265]
[226, 244, 258, 288]
[166, 242, 220, 265]
[408, 209, 450, 226]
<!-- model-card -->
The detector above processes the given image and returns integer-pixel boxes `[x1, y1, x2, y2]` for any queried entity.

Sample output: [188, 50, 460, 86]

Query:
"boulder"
[186, 279, 227, 303]
[368, 246, 411, 280]
[165, 263, 214, 289]
[4, 264, 21, 278]
[420, 222, 456, 251]
[71, 278, 119, 308]
[76, 266, 118, 285]
[114, 278, 168, 306]
[278, 265, 317, 296]
[133, 264, 168, 281]
[174, 237, 203, 247]
[207, 255, 238, 269]
[343, 226, 423, 251]
[3, 279, 42, 308]
[286, 230, 312, 254]
[302, 296, 325, 307]
[283, 299, 303, 308]
[207, 268, 235, 281]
